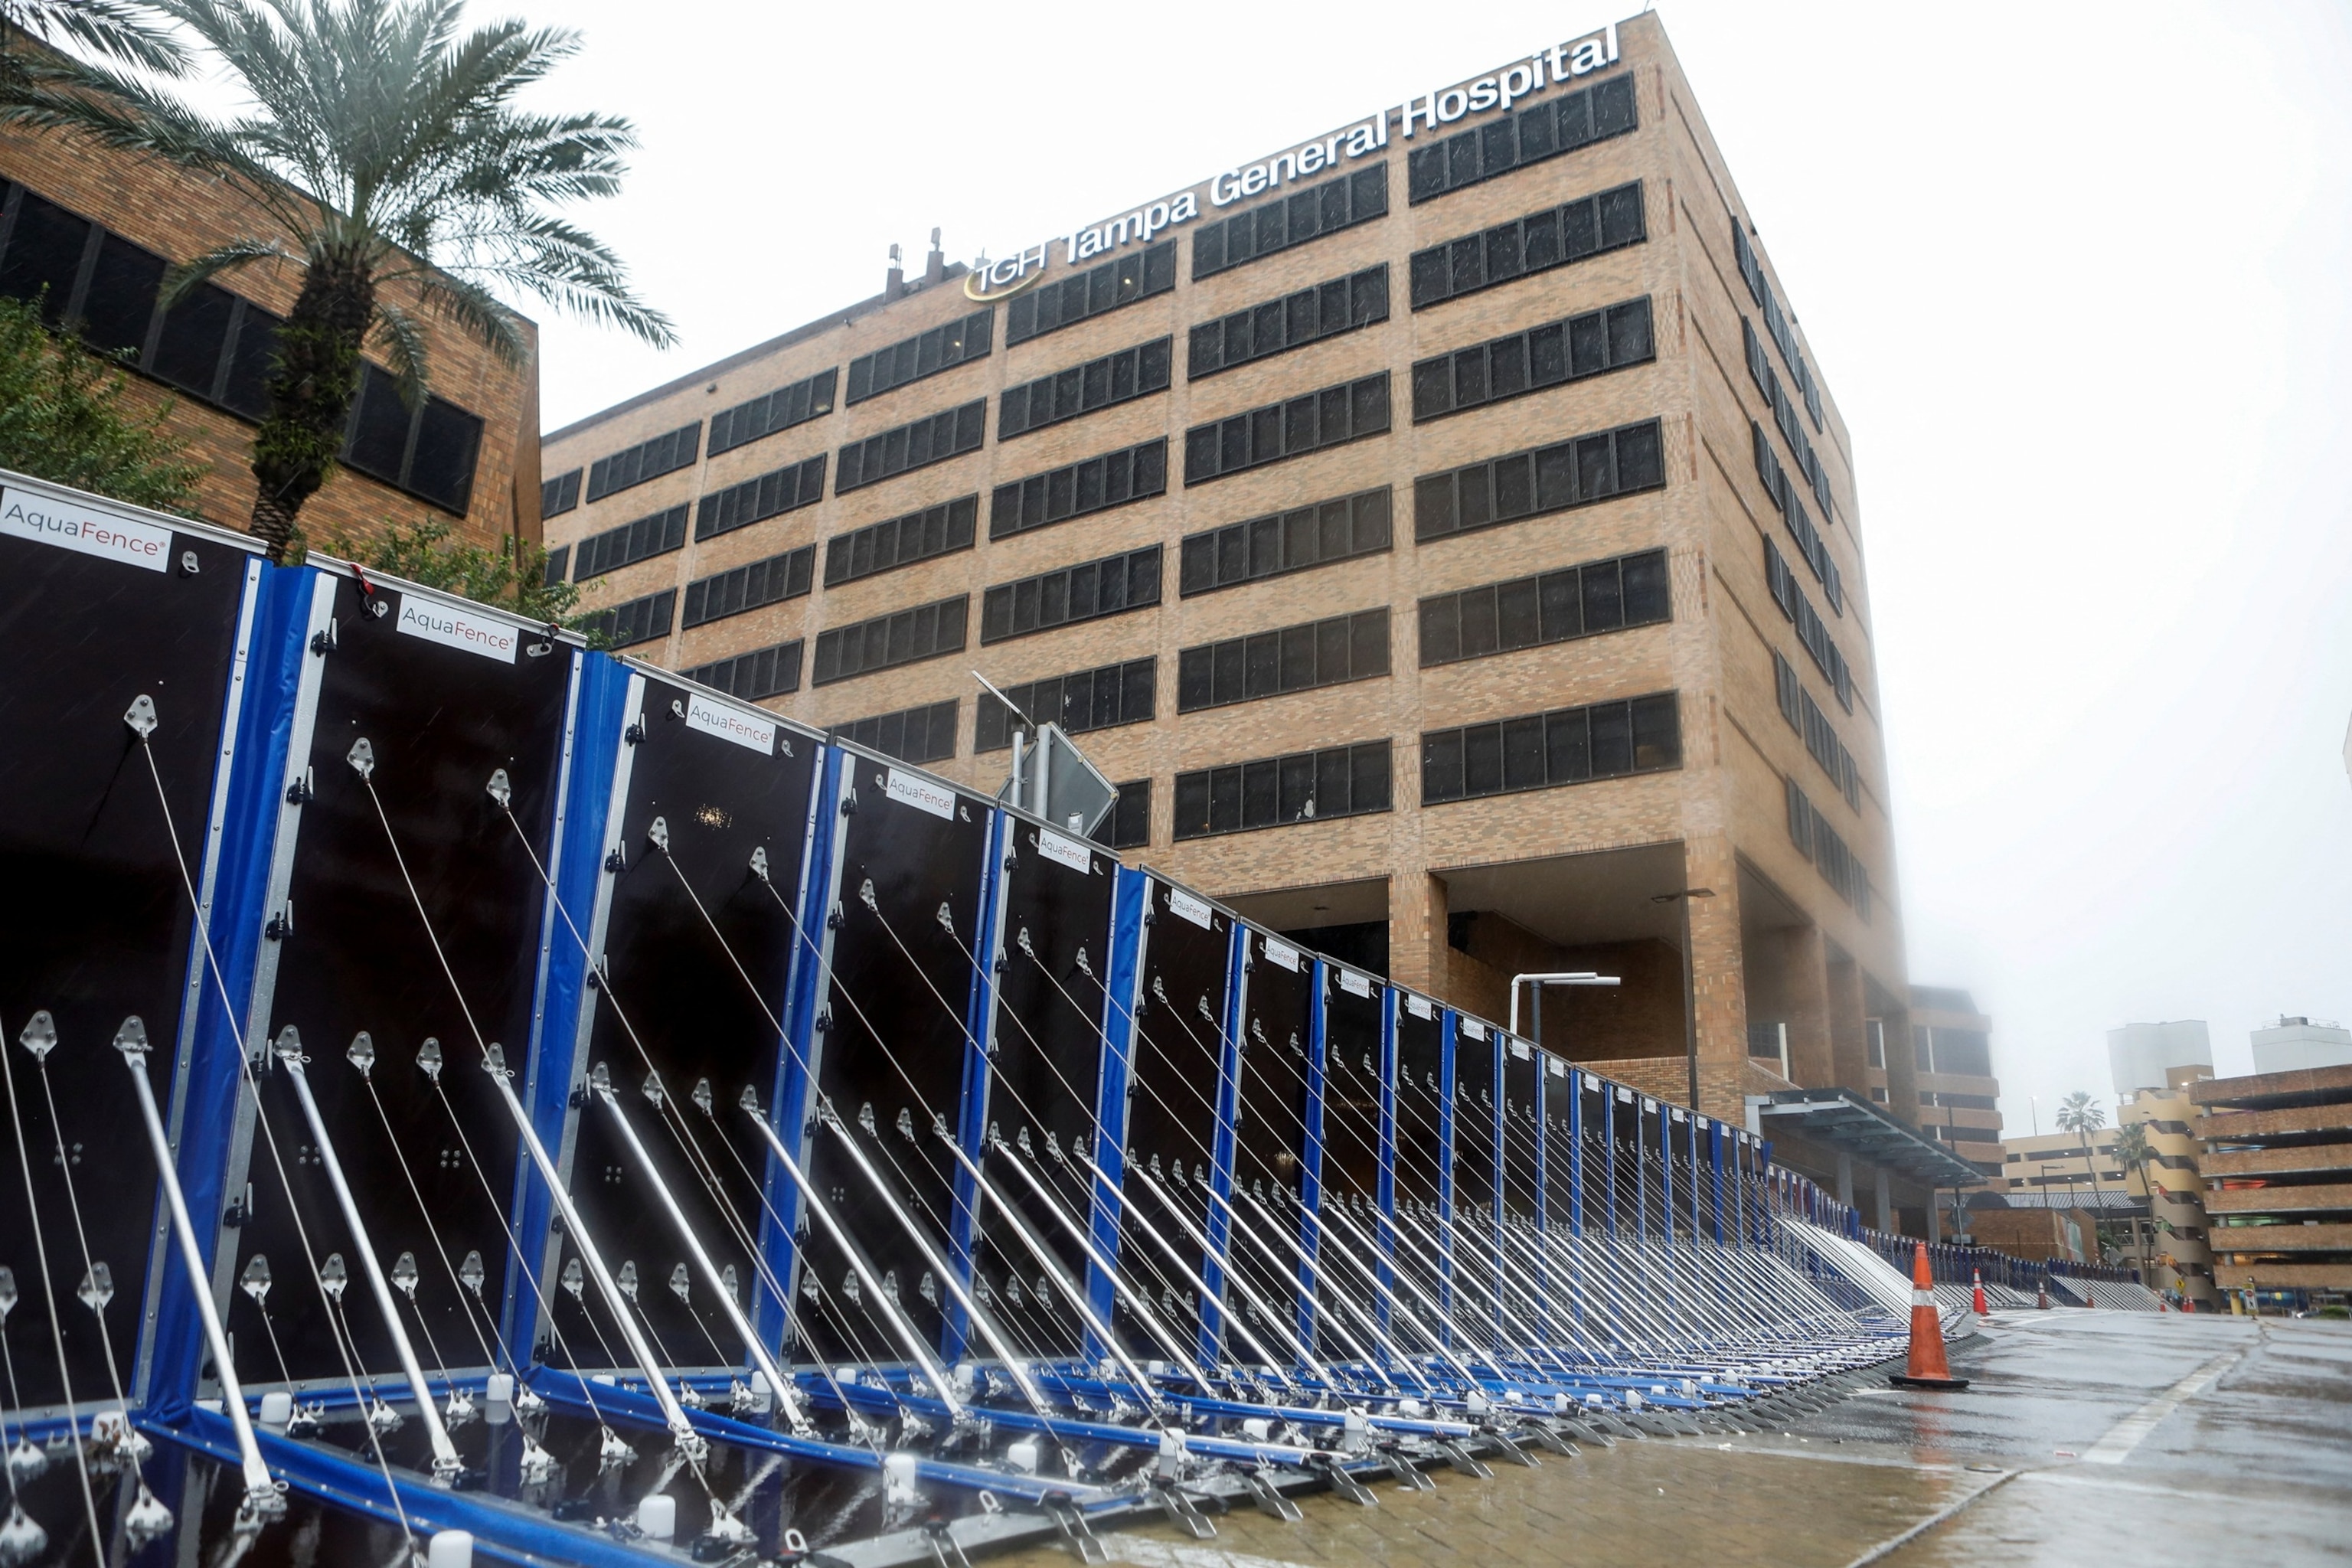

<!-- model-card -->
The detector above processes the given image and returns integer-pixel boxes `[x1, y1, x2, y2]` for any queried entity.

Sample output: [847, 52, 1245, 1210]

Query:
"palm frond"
[379, 266, 527, 368]
[158, 235, 292, 306]
[2, 0, 192, 75]
[370, 295, 430, 406]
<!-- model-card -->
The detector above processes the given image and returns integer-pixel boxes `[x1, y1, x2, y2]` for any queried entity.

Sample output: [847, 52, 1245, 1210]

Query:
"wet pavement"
[992, 1312, 2352, 1567]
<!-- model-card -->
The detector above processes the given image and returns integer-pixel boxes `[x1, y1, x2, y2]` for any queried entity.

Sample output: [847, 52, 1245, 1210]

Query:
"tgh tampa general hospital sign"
[964, 22, 1623, 301]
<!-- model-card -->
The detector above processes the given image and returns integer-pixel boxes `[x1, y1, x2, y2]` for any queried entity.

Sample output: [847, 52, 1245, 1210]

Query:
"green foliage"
[2111, 1121, 2153, 1187]
[2054, 1090, 2108, 1138]
[0, 292, 205, 511]
[322, 515, 601, 642]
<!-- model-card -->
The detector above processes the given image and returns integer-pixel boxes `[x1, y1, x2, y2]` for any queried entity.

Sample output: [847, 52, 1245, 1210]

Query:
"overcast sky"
[505, 0, 2352, 1132]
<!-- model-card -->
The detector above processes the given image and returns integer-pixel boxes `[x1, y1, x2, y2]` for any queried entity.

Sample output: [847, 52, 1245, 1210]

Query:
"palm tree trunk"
[248, 247, 373, 561]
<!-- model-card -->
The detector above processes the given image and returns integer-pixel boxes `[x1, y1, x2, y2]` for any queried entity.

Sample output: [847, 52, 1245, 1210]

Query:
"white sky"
[507, 0, 2352, 1133]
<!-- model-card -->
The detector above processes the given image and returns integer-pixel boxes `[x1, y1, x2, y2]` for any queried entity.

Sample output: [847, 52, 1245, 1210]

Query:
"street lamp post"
[1651, 887, 1717, 1112]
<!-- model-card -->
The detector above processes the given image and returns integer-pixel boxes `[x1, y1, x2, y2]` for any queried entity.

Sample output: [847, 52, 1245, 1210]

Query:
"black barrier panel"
[1390, 1002, 1446, 1313]
[1543, 1062, 1576, 1223]
[228, 575, 569, 1386]
[798, 759, 988, 1366]
[1607, 1084, 1644, 1237]
[554, 679, 815, 1371]
[0, 521, 250, 1410]
[979, 823, 1115, 1362]
[1576, 1076, 1607, 1236]
[1232, 934, 1312, 1345]
[1452, 1029, 1496, 1222]
[1318, 982, 1382, 1201]
[1499, 1040, 1540, 1222]
[1118, 882, 1228, 1353]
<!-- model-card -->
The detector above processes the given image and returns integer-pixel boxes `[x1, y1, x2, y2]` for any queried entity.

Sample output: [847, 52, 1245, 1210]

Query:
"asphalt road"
[992, 1310, 2352, 1567]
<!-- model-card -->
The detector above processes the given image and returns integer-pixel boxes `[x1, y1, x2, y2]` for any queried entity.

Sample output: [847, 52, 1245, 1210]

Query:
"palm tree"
[0, 0, 672, 559]
[2110, 1118, 2155, 1280]
[1, 1, 189, 83]
[2054, 1089, 2109, 1222]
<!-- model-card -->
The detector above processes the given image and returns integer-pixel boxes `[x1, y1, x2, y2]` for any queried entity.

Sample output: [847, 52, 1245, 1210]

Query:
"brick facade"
[542, 13, 1910, 1127]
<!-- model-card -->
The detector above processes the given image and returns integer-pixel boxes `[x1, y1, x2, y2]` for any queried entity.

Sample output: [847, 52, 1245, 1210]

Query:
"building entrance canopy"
[1756, 1087, 1985, 1189]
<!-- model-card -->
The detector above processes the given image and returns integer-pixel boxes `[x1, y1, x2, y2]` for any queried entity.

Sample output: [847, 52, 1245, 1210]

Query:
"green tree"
[1, 1, 189, 88]
[2055, 1089, 2110, 1210]
[1, 0, 672, 560]
[320, 514, 595, 639]
[2110, 1120, 2153, 1198]
[0, 292, 205, 510]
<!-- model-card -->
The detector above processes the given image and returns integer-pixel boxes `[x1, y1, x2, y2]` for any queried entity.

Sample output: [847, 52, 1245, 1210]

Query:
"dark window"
[694, 455, 827, 540]
[1194, 164, 1389, 279]
[845, 312, 992, 404]
[0, 191, 92, 325]
[1171, 740, 1390, 839]
[835, 400, 985, 492]
[1413, 417, 1664, 543]
[1405, 74, 1638, 204]
[1734, 218, 1824, 430]
[682, 639, 802, 701]
[541, 468, 583, 519]
[1183, 372, 1390, 485]
[1096, 780, 1152, 849]
[708, 368, 837, 455]
[681, 544, 815, 629]
[218, 304, 279, 420]
[834, 700, 959, 766]
[1787, 773, 1867, 916]
[1178, 609, 1387, 711]
[979, 546, 1161, 645]
[147, 279, 236, 397]
[825, 495, 977, 587]
[1187, 264, 1388, 378]
[345, 363, 414, 484]
[1421, 691, 1679, 805]
[1797, 682, 1862, 812]
[1417, 547, 1668, 666]
[1180, 487, 1391, 596]
[542, 544, 570, 586]
[580, 588, 675, 651]
[1750, 410, 1841, 613]
[1411, 296, 1652, 422]
[989, 438, 1167, 539]
[999, 338, 1171, 439]
[404, 398, 482, 514]
[1005, 240, 1176, 345]
[1764, 538, 1852, 711]
[1408, 180, 1645, 309]
[1773, 649, 1801, 731]
[586, 422, 701, 502]
[574, 503, 689, 580]
[80, 230, 164, 356]
[975, 658, 1155, 751]
[810, 595, 968, 686]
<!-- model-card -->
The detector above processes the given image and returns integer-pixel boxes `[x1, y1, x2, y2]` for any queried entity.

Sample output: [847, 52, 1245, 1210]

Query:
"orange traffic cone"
[1890, 1242, 1970, 1390]
[1971, 1268, 1988, 1315]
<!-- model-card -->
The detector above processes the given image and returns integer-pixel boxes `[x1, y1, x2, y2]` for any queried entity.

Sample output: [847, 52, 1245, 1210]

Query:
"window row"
[989, 438, 1168, 539]
[589, 422, 700, 503]
[1187, 264, 1388, 378]
[541, 544, 570, 585]
[811, 595, 967, 686]
[709, 368, 838, 457]
[1172, 741, 1390, 840]
[541, 468, 581, 519]
[1096, 780, 1152, 850]
[0, 182, 482, 514]
[1413, 416, 1664, 543]
[846, 311, 991, 405]
[824, 495, 976, 588]
[1408, 180, 1645, 309]
[1751, 418, 1841, 613]
[835, 400, 985, 492]
[1417, 547, 1668, 667]
[1764, 538, 1852, 711]
[1774, 652, 1860, 811]
[999, 338, 1171, 439]
[978, 545, 1161, 645]
[1178, 487, 1391, 596]
[572, 503, 688, 580]
[975, 658, 1156, 753]
[1004, 240, 1177, 345]
[1194, 165, 1389, 280]
[681, 544, 813, 630]
[1177, 609, 1389, 713]
[1785, 778, 1870, 918]
[1420, 691, 1681, 805]
[1406, 73, 1638, 204]
[582, 588, 675, 651]
[695, 454, 827, 541]
[1743, 318, 1833, 521]
[1183, 372, 1390, 485]
[1733, 220, 1822, 430]
[834, 699, 959, 766]
[681, 638, 803, 703]
[1410, 296, 1652, 422]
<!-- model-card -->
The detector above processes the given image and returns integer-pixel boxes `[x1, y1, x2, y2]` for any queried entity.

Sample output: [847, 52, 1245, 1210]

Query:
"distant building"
[1883, 986, 2002, 1181]
[2250, 1017, 2352, 1075]
[2195, 1061, 2352, 1310]
[2122, 1067, 2219, 1308]
[2109, 1020, 2213, 1098]
[2004, 1125, 2138, 1211]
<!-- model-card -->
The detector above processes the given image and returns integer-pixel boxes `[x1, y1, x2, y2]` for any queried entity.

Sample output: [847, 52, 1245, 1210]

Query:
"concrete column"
[1926, 1192, 1942, 1244]
[1389, 871, 1448, 1001]
[1682, 835, 1748, 1121]
[1823, 949, 1870, 1093]
[1874, 1168, 1892, 1233]
[1778, 923, 1833, 1087]
[1834, 1151, 1854, 1207]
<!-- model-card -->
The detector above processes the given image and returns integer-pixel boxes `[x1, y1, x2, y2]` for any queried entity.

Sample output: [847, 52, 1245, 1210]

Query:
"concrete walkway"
[991, 1312, 2352, 1566]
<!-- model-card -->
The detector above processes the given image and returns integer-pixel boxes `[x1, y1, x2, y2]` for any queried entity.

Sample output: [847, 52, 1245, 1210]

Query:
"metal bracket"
[263, 906, 292, 942]
[1039, 1495, 1109, 1563]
